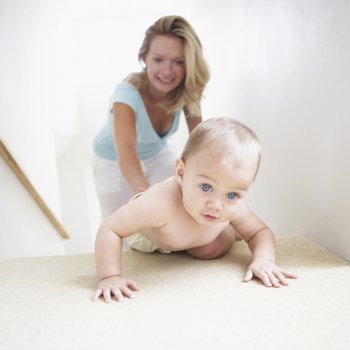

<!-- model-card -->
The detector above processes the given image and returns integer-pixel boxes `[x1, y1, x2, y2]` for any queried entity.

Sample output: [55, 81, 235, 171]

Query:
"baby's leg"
[187, 226, 238, 260]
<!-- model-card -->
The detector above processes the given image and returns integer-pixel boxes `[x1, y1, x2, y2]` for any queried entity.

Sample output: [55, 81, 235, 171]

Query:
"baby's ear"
[175, 158, 185, 184]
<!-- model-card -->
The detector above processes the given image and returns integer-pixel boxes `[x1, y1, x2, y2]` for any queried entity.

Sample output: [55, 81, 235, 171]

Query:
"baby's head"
[175, 117, 261, 225]
[181, 117, 261, 177]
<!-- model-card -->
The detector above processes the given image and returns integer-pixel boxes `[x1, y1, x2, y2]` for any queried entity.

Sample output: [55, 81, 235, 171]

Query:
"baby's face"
[176, 149, 258, 225]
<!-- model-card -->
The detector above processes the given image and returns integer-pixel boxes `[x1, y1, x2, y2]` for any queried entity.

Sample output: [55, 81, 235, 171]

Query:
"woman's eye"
[175, 60, 184, 65]
[227, 192, 238, 200]
[153, 57, 162, 63]
[200, 184, 212, 192]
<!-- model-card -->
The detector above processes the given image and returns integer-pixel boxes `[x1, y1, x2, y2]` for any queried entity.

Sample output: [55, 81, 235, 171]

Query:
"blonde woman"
[93, 15, 210, 219]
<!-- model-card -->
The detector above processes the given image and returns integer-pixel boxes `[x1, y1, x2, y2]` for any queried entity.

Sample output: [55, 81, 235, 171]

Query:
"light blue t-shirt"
[93, 82, 182, 161]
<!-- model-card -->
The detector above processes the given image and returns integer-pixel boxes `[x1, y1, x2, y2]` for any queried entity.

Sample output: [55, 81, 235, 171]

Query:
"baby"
[93, 117, 297, 302]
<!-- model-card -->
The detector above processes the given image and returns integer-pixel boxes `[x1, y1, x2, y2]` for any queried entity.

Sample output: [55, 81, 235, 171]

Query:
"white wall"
[193, 0, 350, 260]
[1, 0, 349, 260]
[0, 0, 75, 257]
[0, 157, 65, 258]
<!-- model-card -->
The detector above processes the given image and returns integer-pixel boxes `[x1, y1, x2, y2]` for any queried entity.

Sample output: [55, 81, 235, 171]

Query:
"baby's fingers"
[272, 271, 289, 286]
[119, 280, 140, 299]
[258, 272, 273, 288]
[266, 271, 282, 288]
[242, 268, 254, 282]
[111, 288, 124, 302]
[119, 286, 136, 299]
[92, 289, 103, 302]
[102, 287, 114, 303]
[266, 269, 298, 287]
[91, 288, 114, 303]
[127, 279, 139, 291]
[281, 270, 298, 279]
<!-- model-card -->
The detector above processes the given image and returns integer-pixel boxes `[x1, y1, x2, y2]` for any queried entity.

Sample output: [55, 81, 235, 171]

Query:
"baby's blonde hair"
[181, 117, 261, 175]
[126, 15, 210, 116]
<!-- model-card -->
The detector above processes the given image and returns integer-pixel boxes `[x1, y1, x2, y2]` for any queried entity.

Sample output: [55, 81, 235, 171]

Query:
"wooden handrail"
[0, 138, 70, 239]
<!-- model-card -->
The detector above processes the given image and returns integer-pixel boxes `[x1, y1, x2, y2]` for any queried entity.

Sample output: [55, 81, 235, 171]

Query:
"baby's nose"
[206, 197, 223, 211]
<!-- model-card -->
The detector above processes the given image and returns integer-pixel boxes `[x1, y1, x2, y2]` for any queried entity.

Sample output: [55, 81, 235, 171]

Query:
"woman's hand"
[135, 186, 147, 193]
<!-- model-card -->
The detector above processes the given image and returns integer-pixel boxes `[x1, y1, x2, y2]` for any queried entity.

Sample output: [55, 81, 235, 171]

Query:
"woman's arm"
[113, 102, 149, 193]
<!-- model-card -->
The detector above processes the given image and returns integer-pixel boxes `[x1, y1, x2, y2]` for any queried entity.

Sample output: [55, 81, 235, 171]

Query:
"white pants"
[93, 144, 177, 220]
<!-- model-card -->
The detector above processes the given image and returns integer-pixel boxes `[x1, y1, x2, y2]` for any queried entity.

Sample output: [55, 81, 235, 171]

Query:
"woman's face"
[143, 35, 186, 96]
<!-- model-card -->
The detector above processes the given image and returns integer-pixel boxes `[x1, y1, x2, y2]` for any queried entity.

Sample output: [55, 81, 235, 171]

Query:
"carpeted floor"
[1, 235, 349, 350]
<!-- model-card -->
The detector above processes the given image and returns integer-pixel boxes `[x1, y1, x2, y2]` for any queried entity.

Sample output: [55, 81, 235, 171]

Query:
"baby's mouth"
[202, 212, 219, 222]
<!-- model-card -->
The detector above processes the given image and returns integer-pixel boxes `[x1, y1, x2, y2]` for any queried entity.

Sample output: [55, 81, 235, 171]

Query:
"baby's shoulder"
[144, 177, 180, 207]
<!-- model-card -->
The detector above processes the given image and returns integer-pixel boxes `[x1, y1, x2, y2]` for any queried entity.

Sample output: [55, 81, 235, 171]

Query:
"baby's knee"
[187, 245, 217, 260]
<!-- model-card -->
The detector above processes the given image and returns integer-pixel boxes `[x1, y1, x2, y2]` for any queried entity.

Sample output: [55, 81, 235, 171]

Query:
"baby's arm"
[242, 227, 297, 287]
[92, 207, 139, 303]
[231, 204, 297, 288]
[92, 190, 168, 302]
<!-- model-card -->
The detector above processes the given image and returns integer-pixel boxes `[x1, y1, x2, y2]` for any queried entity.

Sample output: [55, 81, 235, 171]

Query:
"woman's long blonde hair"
[126, 15, 210, 116]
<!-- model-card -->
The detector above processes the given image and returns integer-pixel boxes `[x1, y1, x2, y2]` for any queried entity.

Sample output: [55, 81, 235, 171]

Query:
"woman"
[93, 15, 210, 219]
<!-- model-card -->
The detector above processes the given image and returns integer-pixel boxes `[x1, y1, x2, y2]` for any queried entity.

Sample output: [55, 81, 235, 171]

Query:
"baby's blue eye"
[227, 192, 238, 200]
[200, 184, 212, 192]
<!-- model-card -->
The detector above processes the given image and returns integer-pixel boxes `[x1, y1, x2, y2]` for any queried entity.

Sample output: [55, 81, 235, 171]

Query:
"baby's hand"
[242, 258, 297, 288]
[92, 275, 139, 302]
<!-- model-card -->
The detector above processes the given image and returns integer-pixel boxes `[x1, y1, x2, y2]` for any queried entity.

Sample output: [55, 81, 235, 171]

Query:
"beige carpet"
[1, 235, 349, 350]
